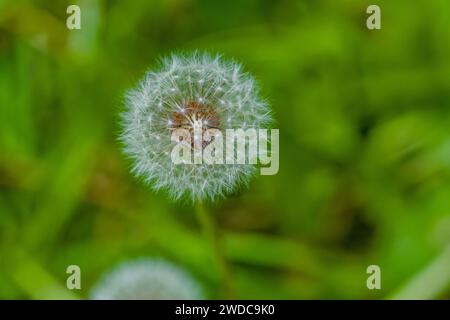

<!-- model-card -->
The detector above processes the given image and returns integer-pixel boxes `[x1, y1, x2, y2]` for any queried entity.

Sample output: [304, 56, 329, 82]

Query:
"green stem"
[194, 202, 234, 298]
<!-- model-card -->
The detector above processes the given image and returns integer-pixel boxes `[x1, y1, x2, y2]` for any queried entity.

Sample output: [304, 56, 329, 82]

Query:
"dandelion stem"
[194, 202, 235, 298]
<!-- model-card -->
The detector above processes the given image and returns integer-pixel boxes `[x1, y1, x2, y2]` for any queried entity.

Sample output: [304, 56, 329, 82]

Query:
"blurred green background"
[1, 0, 450, 299]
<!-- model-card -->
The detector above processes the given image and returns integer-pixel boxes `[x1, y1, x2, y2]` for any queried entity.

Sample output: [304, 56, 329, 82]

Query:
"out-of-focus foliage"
[0, 0, 449, 299]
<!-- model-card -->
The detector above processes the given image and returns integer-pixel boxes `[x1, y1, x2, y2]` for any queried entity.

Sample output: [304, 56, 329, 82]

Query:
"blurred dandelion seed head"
[90, 258, 203, 300]
[120, 52, 272, 202]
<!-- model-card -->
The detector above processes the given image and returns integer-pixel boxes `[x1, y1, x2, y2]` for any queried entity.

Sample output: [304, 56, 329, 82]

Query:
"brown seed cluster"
[169, 101, 221, 149]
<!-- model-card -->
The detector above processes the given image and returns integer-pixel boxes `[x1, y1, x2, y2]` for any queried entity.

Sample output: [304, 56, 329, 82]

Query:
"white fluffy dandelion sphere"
[90, 258, 203, 300]
[120, 52, 272, 201]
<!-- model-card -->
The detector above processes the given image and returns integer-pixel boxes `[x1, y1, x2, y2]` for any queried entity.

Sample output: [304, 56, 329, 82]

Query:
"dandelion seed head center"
[169, 101, 220, 149]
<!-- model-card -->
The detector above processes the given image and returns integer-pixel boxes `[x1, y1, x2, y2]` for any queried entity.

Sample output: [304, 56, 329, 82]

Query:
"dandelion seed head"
[120, 52, 272, 202]
[90, 258, 203, 300]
